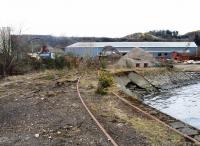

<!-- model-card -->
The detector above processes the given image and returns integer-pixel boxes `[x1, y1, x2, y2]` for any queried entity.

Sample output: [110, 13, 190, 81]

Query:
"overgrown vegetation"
[96, 71, 114, 95]
[149, 30, 181, 39]
[0, 27, 79, 77]
[0, 27, 27, 77]
[26, 55, 102, 74]
[30, 55, 71, 70]
[99, 58, 107, 69]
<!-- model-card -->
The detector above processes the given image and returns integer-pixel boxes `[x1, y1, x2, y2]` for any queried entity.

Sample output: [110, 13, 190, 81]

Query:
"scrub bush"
[29, 55, 77, 70]
[96, 71, 114, 95]
[99, 58, 107, 69]
[55, 56, 66, 69]
[43, 59, 55, 69]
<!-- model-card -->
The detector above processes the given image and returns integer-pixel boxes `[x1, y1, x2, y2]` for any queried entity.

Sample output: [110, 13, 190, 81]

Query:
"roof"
[66, 42, 197, 48]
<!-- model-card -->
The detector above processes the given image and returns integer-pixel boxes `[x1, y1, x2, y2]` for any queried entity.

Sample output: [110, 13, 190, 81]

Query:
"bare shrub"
[0, 27, 29, 76]
[0, 27, 17, 76]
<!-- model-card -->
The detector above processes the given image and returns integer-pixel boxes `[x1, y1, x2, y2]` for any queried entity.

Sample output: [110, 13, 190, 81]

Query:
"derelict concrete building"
[65, 42, 198, 58]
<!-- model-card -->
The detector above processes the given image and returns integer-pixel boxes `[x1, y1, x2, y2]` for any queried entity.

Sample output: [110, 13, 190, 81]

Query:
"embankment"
[114, 68, 200, 99]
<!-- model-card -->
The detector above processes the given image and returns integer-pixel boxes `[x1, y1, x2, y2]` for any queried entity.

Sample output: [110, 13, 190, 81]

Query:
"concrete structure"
[65, 42, 198, 58]
[116, 48, 157, 68]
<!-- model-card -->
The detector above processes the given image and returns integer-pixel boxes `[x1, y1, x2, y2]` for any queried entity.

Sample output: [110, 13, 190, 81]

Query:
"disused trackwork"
[76, 77, 118, 146]
[0, 71, 149, 146]
[1, 69, 200, 146]
[0, 72, 114, 146]
[112, 91, 200, 145]
[80, 70, 198, 146]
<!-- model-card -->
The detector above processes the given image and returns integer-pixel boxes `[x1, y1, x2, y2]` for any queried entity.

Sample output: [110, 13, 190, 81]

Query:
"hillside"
[15, 30, 200, 50]
[123, 33, 165, 41]
[185, 30, 200, 46]
[124, 30, 191, 42]
[185, 30, 200, 38]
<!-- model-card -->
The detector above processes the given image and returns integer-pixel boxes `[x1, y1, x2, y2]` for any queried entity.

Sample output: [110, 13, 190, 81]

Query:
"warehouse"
[65, 42, 198, 58]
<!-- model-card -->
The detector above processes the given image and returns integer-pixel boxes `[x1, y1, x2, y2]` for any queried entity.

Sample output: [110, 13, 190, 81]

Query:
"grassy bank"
[80, 70, 194, 145]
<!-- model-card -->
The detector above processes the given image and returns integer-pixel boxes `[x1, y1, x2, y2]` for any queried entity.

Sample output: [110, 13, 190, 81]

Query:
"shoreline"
[114, 67, 200, 100]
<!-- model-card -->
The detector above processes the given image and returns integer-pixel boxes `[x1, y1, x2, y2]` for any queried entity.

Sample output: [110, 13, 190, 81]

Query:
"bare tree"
[0, 27, 20, 76]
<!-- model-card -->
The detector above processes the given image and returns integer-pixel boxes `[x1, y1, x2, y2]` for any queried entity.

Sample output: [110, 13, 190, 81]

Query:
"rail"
[112, 92, 200, 145]
[76, 77, 118, 146]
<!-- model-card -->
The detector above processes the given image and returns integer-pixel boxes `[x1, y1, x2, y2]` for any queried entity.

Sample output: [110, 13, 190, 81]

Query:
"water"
[143, 83, 200, 129]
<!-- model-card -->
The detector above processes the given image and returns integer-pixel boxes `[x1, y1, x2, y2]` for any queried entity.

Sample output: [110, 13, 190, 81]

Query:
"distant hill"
[15, 35, 134, 49]
[123, 33, 165, 41]
[124, 30, 191, 42]
[185, 30, 200, 46]
[185, 30, 200, 38]
[15, 30, 200, 51]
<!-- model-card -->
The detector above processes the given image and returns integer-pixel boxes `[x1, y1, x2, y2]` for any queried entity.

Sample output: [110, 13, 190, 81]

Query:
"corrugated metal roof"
[66, 42, 197, 48]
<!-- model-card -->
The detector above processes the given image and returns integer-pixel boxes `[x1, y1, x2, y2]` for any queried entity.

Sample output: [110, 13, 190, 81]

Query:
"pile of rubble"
[116, 48, 157, 68]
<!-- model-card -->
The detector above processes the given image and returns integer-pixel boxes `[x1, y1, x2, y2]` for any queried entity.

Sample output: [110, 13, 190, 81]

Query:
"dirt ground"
[0, 69, 196, 146]
[0, 70, 113, 146]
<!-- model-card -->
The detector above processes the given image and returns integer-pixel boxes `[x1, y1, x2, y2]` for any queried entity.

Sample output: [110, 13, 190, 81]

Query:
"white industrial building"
[65, 42, 198, 58]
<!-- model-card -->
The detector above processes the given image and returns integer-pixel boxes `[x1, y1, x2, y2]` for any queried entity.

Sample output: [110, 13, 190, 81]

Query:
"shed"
[65, 42, 198, 58]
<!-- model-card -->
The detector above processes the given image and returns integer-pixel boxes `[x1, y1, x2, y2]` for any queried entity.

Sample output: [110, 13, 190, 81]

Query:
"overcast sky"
[0, 0, 199, 37]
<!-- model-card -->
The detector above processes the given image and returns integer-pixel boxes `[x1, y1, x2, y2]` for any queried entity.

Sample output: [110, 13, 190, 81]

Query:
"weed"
[55, 56, 66, 69]
[96, 71, 114, 95]
[43, 59, 55, 69]
[99, 58, 107, 69]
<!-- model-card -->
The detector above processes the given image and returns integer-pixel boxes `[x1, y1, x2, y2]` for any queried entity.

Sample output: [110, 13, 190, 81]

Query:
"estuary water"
[144, 83, 200, 129]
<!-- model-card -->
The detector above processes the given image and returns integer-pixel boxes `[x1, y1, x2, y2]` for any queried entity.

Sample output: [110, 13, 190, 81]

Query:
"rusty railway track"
[77, 73, 200, 145]
[0, 77, 118, 145]
[112, 91, 200, 145]
[76, 77, 119, 146]
[2, 75, 199, 145]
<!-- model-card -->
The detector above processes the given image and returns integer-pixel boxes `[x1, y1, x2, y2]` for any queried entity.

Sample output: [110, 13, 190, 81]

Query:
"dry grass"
[134, 67, 170, 76]
[107, 67, 171, 76]
[111, 106, 184, 145]
[90, 96, 187, 146]
[0, 67, 193, 146]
